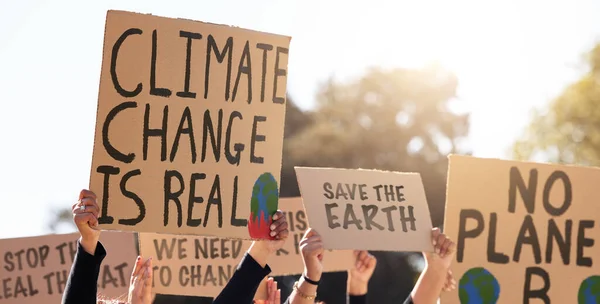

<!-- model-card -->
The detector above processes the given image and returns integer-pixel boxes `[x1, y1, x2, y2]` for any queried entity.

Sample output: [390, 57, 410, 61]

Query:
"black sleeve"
[403, 295, 414, 304]
[212, 252, 271, 304]
[349, 294, 367, 304]
[61, 241, 106, 304]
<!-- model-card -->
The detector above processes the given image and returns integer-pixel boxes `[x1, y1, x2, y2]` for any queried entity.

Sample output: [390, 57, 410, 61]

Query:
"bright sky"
[1, 0, 599, 239]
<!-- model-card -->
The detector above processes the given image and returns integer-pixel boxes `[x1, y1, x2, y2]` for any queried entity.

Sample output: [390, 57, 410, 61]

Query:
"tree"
[280, 66, 469, 304]
[514, 44, 600, 165]
[288, 66, 468, 227]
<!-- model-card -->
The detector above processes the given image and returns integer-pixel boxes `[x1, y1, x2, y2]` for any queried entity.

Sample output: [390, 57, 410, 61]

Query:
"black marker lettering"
[103, 102, 137, 163]
[150, 30, 171, 97]
[111, 28, 142, 98]
[176, 31, 202, 99]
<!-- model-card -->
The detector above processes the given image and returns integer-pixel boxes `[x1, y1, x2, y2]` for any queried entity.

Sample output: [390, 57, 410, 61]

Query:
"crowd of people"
[62, 190, 456, 304]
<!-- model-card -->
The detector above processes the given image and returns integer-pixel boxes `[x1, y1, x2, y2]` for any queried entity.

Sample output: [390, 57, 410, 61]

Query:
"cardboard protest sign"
[0, 231, 136, 303]
[294, 167, 433, 251]
[90, 10, 290, 240]
[138, 198, 353, 297]
[442, 155, 600, 304]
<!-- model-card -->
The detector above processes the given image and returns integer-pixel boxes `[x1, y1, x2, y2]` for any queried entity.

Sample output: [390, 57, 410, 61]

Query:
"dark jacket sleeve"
[349, 294, 367, 304]
[213, 252, 271, 304]
[403, 295, 414, 304]
[61, 241, 106, 304]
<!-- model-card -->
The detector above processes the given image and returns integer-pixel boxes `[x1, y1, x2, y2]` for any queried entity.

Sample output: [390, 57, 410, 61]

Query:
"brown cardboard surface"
[294, 167, 434, 251]
[0, 231, 136, 303]
[442, 155, 600, 303]
[139, 198, 353, 297]
[90, 10, 290, 239]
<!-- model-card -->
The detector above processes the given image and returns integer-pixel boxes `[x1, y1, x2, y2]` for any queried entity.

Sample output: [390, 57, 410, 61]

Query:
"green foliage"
[286, 66, 469, 226]
[514, 44, 600, 165]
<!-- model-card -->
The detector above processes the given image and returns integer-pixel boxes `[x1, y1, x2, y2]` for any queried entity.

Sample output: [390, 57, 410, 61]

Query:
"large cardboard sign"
[0, 231, 136, 303]
[139, 198, 353, 297]
[294, 167, 433, 251]
[90, 10, 290, 239]
[442, 155, 600, 304]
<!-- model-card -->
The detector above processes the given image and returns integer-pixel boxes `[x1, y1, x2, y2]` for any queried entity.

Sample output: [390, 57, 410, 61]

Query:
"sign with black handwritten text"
[0, 231, 136, 303]
[294, 167, 433, 251]
[89, 11, 290, 239]
[138, 198, 353, 297]
[442, 155, 600, 304]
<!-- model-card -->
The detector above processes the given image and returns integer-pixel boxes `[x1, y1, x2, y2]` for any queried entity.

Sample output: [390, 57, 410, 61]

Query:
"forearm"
[79, 236, 98, 255]
[289, 277, 319, 304]
[213, 249, 271, 304]
[347, 278, 368, 296]
[62, 241, 105, 304]
[410, 265, 446, 304]
[248, 241, 270, 267]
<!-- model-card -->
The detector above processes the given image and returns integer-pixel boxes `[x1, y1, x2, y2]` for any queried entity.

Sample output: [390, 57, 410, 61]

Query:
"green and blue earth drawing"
[248, 172, 279, 239]
[459, 267, 500, 304]
[459, 268, 600, 303]
[578, 275, 600, 304]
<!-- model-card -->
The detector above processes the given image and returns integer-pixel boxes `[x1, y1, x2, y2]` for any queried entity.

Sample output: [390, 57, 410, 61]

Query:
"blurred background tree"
[277, 66, 469, 304]
[50, 63, 470, 303]
[513, 44, 600, 165]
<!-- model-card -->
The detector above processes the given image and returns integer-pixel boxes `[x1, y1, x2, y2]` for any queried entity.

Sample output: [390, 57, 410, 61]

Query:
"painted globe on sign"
[248, 172, 279, 239]
[458, 267, 500, 304]
[578, 275, 600, 304]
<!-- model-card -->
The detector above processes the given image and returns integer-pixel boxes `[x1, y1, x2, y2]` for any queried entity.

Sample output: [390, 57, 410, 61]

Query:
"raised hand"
[128, 256, 153, 304]
[265, 210, 290, 252]
[253, 277, 281, 304]
[248, 210, 290, 267]
[425, 227, 456, 270]
[348, 250, 377, 295]
[300, 228, 324, 282]
[72, 189, 100, 255]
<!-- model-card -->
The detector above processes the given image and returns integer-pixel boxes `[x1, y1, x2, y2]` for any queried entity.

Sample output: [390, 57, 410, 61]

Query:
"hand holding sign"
[300, 228, 324, 282]
[72, 189, 101, 255]
[425, 228, 456, 270]
[248, 210, 290, 267]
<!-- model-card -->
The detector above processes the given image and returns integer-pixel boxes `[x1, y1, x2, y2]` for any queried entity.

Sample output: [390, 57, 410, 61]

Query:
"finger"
[275, 289, 281, 303]
[353, 250, 360, 257]
[74, 213, 98, 227]
[272, 210, 284, 221]
[145, 259, 153, 287]
[447, 240, 456, 256]
[271, 281, 278, 301]
[367, 255, 377, 269]
[431, 227, 441, 246]
[275, 228, 289, 240]
[79, 189, 97, 201]
[80, 197, 100, 214]
[355, 259, 365, 272]
[300, 235, 322, 246]
[130, 256, 142, 284]
[72, 204, 100, 219]
[357, 250, 368, 262]
[303, 228, 319, 239]
[270, 220, 289, 238]
[440, 238, 452, 257]
[435, 233, 446, 254]
[305, 241, 324, 253]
